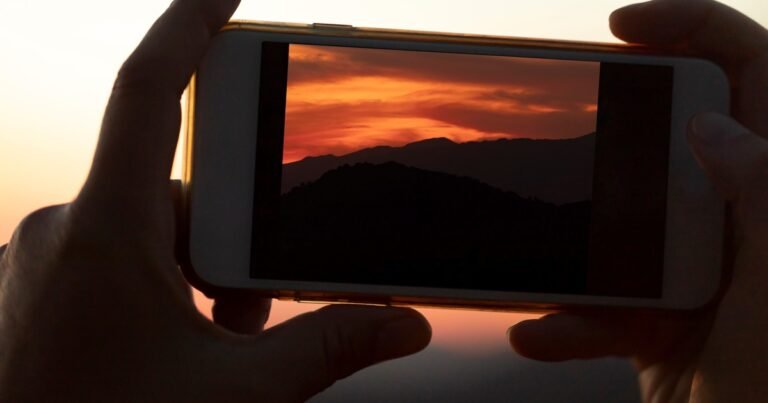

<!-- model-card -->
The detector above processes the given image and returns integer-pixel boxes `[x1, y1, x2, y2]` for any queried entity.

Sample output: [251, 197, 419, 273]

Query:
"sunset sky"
[1, 1, 767, 399]
[284, 44, 599, 162]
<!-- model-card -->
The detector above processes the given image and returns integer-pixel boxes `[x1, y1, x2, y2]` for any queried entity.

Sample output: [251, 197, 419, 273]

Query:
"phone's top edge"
[222, 19, 665, 55]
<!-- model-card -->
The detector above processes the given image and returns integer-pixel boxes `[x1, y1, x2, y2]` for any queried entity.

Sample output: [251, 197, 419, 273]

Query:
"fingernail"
[375, 314, 431, 361]
[689, 112, 741, 149]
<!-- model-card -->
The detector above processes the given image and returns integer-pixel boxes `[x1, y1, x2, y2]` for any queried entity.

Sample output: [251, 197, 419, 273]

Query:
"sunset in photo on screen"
[283, 44, 599, 163]
[271, 44, 602, 295]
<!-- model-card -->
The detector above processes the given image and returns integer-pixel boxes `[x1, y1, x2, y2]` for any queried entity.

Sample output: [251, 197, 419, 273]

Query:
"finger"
[610, 0, 767, 65]
[610, 0, 768, 135]
[212, 291, 272, 334]
[508, 312, 701, 367]
[79, 0, 240, 208]
[509, 313, 642, 362]
[687, 112, 768, 240]
[229, 305, 431, 402]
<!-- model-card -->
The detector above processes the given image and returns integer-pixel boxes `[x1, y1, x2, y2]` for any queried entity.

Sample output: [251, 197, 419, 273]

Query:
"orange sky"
[283, 44, 599, 162]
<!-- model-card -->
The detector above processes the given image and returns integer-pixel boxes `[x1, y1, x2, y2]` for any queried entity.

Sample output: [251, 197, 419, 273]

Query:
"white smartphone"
[183, 21, 729, 311]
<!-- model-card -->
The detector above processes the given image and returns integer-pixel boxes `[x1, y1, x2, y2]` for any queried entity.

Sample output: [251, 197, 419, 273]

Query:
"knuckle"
[12, 205, 68, 245]
[7, 204, 71, 265]
[10, 202, 131, 269]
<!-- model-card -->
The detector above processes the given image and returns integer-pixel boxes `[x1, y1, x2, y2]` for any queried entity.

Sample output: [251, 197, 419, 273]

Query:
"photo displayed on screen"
[253, 43, 672, 297]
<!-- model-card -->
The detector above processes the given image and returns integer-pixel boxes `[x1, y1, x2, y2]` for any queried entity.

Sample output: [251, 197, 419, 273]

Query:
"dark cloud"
[285, 100, 409, 136]
[421, 103, 596, 139]
[288, 44, 599, 107]
[474, 88, 593, 111]
[286, 94, 596, 143]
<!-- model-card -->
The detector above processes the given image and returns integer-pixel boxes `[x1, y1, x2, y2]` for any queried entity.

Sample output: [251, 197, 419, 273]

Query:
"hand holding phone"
[511, 1, 768, 402]
[0, 0, 430, 401]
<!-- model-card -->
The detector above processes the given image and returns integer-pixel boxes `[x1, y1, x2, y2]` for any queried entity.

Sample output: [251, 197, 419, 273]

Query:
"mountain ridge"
[268, 161, 590, 292]
[282, 133, 595, 205]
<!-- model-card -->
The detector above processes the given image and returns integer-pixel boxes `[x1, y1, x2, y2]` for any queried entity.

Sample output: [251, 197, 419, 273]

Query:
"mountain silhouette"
[282, 134, 595, 205]
[260, 162, 590, 293]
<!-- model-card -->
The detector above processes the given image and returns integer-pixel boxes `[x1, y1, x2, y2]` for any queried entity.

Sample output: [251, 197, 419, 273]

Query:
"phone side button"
[311, 23, 355, 31]
[294, 293, 393, 307]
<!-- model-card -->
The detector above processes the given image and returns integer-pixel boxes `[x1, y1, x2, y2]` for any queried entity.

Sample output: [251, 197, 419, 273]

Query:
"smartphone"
[183, 21, 729, 311]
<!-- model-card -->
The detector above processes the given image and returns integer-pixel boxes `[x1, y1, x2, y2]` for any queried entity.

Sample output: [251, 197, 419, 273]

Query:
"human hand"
[509, 1, 768, 402]
[0, 0, 430, 401]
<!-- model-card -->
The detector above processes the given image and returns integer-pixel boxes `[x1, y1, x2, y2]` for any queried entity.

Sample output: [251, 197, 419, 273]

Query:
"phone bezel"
[186, 22, 729, 310]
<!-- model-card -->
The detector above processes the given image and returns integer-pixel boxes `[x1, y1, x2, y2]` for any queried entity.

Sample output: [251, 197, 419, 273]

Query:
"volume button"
[311, 23, 355, 30]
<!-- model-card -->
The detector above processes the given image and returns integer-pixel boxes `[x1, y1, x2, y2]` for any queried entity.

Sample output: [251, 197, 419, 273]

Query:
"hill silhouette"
[282, 134, 595, 205]
[264, 162, 590, 293]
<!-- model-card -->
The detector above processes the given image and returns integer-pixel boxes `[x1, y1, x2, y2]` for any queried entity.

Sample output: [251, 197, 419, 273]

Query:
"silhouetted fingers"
[610, 0, 767, 64]
[509, 313, 641, 361]
[228, 305, 431, 402]
[212, 291, 272, 334]
[78, 0, 240, 210]
[610, 0, 768, 135]
[508, 311, 701, 368]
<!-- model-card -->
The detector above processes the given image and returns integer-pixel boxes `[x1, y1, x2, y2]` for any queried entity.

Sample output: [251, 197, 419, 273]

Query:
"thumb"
[228, 305, 431, 402]
[687, 112, 768, 239]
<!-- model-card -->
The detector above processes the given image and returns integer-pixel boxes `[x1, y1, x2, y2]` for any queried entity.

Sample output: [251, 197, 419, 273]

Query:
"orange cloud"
[284, 44, 598, 163]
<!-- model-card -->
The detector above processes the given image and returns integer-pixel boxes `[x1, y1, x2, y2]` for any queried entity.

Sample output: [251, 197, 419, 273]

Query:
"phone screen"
[252, 42, 673, 298]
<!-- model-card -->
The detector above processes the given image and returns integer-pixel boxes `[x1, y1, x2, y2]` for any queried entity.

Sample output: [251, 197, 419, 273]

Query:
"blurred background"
[1, 0, 766, 401]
